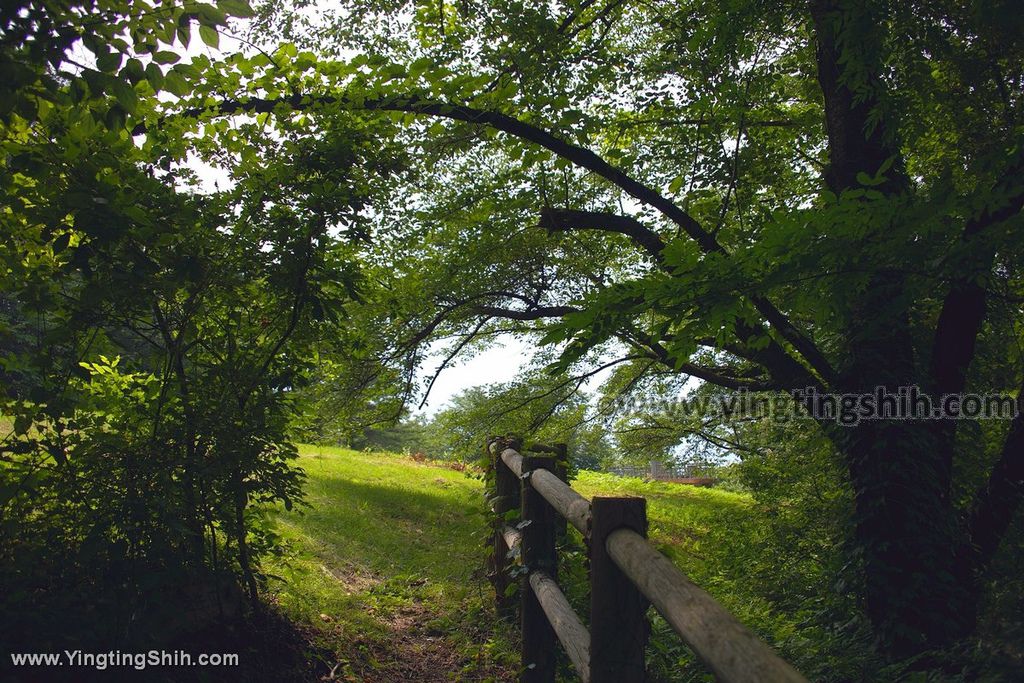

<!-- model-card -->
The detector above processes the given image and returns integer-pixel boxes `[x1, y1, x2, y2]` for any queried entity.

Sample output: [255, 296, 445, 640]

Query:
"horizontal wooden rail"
[501, 447, 524, 475]
[607, 529, 806, 682]
[501, 447, 590, 535]
[487, 438, 806, 683]
[530, 571, 591, 682]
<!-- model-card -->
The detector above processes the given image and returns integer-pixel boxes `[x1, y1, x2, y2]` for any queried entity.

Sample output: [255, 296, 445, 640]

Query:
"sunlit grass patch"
[264, 445, 517, 680]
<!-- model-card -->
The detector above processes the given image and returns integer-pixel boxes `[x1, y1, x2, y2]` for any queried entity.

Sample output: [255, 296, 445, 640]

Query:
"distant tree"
[426, 379, 612, 471]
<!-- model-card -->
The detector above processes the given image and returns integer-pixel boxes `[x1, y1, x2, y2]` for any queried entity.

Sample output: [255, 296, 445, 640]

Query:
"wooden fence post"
[490, 437, 521, 620]
[590, 497, 648, 683]
[521, 455, 558, 683]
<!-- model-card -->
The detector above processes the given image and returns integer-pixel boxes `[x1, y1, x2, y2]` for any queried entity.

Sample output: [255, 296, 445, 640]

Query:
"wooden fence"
[608, 461, 716, 486]
[486, 437, 806, 683]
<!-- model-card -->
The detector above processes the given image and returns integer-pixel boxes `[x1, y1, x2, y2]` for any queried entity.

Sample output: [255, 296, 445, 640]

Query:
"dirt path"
[262, 449, 518, 682]
[338, 599, 467, 682]
[311, 568, 514, 683]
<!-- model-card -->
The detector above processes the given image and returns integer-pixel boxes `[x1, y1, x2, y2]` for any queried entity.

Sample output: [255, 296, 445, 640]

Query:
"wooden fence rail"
[486, 437, 807, 683]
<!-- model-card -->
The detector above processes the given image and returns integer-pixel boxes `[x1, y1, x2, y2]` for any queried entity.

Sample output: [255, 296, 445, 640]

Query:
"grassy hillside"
[264, 445, 518, 682]
[571, 472, 806, 680]
[266, 447, 800, 682]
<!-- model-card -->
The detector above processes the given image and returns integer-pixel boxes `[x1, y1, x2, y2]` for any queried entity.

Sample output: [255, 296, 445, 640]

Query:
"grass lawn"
[264, 445, 519, 682]
[573, 471, 772, 608]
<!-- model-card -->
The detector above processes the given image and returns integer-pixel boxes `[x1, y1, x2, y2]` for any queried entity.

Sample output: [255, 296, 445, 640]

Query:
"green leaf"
[47, 442, 67, 465]
[163, 70, 190, 97]
[12, 96, 37, 122]
[217, 0, 255, 18]
[122, 58, 145, 84]
[110, 80, 138, 114]
[104, 103, 127, 130]
[13, 413, 31, 436]
[199, 24, 219, 49]
[0, 485, 17, 508]
[197, 3, 227, 26]
[145, 62, 164, 89]
[96, 51, 123, 72]
[152, 51, 181, 65]
[52, 233, 72, 253]
[409, 56, 435, 76]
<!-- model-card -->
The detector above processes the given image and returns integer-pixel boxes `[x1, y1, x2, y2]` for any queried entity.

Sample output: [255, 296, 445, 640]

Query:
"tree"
[427, 377, 614, 470]
[0, 0, 408, 650]
[190, 0, 1021, 659]
[4, 0, 1022, 665]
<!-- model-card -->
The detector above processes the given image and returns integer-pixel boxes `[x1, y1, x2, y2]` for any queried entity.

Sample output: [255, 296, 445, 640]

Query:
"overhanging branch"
[137, 90, 835, 386]
[930, 148, 1024, 397]
[473, 305, 579, 320]
[539, 208, 665, 262]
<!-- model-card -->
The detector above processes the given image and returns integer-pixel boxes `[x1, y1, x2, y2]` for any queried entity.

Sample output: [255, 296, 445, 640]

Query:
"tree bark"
[833, 381, 969, 656]
[962, 380, 1024, 581]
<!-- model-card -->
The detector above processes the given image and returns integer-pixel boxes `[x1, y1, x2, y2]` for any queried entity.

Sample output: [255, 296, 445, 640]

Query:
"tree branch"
[472, 304, 579, 320]
[930, 148, 1024, 397]
[418, 315, 492, 409]
[538, 209, 833, 385]
[615, 328, 776, 390]
[137, 90, 835, 385]
[539, 208, 665, 262]
[132, 92, 718, 249]
[963, 378, 1024, 577]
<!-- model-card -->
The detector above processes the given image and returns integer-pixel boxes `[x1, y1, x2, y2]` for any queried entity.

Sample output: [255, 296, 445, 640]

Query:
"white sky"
[414, 337, 534, 416]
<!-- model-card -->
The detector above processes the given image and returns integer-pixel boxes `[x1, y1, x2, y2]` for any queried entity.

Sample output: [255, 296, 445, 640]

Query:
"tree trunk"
[834, 273, 977, 656]
[832, 271, 975, 657]
[831, 264, 966, 655]
[233, 473, 259, 607]
[835, 416, 973, 657]
[806, 0, 978, 657]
